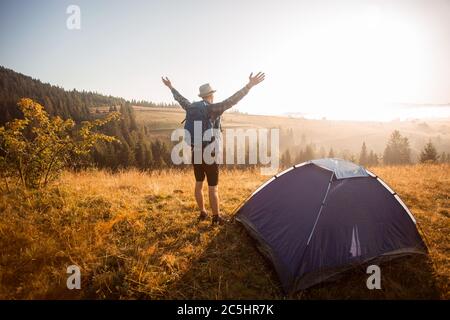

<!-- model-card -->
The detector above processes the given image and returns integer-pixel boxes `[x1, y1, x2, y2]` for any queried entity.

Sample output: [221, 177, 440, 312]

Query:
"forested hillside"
[0, 66, 128, 123]
[0, 66, 173, 170]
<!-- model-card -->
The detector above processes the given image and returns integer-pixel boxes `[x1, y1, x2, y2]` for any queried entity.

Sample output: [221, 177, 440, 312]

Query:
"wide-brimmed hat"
[198, 83, 216, 98]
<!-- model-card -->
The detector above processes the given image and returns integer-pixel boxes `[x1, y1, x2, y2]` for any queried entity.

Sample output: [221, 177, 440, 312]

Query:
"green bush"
[0, 98, 119, 189]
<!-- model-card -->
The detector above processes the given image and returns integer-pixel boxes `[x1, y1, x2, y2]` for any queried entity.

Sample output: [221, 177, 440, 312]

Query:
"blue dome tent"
[235, 158, 427, 293]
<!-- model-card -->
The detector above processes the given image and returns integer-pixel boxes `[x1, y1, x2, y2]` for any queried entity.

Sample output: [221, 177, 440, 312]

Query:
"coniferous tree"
[383, 131, 411, 165]
[420, 141, 439, 163]
[368, 150, 379, 166]
[439, 152, 448, 163]
[281, 149, 292, 168]
[135, 138, 147, 169]
[359, 142, 368, 166]
[143, 143, 153, 168]
[303, 144, 315, 161]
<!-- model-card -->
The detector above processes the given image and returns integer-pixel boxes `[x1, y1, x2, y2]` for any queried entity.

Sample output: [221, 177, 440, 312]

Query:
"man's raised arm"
[207, 72, 265, 119]
[162, 76, 191, 110]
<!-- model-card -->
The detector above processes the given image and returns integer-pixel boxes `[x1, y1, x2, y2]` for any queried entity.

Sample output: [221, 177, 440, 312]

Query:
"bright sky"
[1, 0, 449, 120]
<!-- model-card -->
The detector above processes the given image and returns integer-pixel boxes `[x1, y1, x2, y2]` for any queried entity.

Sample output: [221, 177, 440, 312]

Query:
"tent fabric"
[235, 158, 427, 293]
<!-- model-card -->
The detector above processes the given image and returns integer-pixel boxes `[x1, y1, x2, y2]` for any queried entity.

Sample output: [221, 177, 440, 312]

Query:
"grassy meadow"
[0, 164, 448, 299]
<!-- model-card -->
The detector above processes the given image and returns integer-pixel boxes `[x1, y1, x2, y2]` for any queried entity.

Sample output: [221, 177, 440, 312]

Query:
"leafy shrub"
[0, 98, 119, 189]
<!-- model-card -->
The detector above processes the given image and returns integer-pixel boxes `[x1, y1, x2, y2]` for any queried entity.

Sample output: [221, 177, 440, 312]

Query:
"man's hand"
[161, 76, 173, 89]
[247, 72, 265, 89]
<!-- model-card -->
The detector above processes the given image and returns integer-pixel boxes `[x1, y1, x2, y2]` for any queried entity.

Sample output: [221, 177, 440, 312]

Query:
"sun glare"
[264, 4, 431, 121]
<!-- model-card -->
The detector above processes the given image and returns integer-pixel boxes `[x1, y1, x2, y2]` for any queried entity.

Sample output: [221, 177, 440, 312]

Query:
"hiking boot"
[198, 210, 208, 221]
[211, 214, 227, 225]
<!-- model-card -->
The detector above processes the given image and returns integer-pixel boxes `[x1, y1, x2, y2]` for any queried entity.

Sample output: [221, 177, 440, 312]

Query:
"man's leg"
[208, 185, 219, 216]
[193, 159, 208, 220]
[205, 163, 225, 224]
[195, 181, 206, 213]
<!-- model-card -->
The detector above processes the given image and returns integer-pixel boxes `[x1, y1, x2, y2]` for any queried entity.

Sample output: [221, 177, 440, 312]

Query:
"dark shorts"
[191, 148, 219, 186]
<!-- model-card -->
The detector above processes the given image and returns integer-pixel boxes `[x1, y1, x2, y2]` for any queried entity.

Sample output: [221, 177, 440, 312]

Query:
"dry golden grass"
[0, 164, 448, 299]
